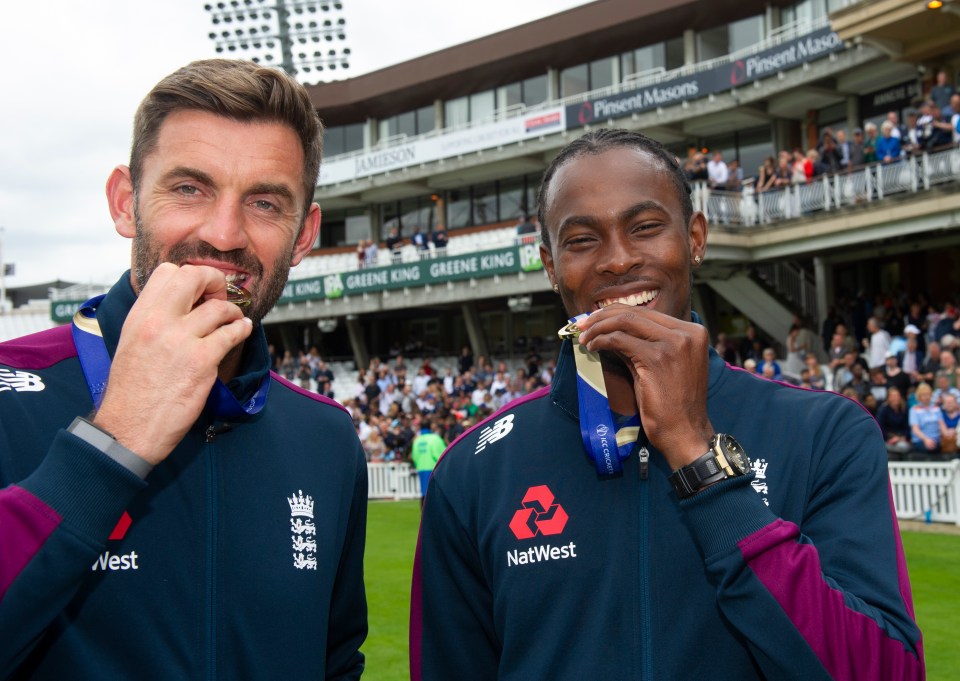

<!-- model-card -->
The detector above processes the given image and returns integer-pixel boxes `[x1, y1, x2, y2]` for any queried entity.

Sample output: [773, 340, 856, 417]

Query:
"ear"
[540, 242, 556, 289]
[291, 203, 321, 266]
[688, 210, 708, 265]
[106, 165, 137, 239]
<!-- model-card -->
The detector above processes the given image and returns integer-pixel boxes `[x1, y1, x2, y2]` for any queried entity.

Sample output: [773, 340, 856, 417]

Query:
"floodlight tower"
[203, 0, 350, 81]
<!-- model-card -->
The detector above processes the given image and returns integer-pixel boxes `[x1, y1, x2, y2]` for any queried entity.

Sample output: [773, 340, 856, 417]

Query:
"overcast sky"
[0, 0, 591, 289]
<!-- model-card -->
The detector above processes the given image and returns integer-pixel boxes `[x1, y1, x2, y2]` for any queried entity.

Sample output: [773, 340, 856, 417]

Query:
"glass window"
[735, 128, 775, 184]
[317, 208, 366, 248]
[343, 123, 364, 153]
[416, 105, 435, 134]
[324, 126, 346, 157]
[498, 82, 523, 111]
[622, 43, 667, 81]
[399, 198, 427, 235]
[345, 214, 371, 246]
[523, 74, 548, 106]
[589, 57, 616, 91]
[446, 190, 471, 229]
[560, 64, 589, 98]
[665, 37, 684, 70]
[782, 0, 826, 30]
[396, 110, 416, 138]
[499, 178, 524, 221]
[378, 111, 420, 142]
[697, 25, 729, 61]
[472, 183, 497, 225]
[525, 174, 539, 217]
[729, 15, 765, 53]
[470, 90, 496, 123]
[445, 96, 469, 128]
[381, 202, 400, 239]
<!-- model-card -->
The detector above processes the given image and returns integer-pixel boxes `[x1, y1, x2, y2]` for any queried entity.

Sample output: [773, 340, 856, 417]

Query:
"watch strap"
[669, 448, 728, 499]
[67, 416, 154, 480]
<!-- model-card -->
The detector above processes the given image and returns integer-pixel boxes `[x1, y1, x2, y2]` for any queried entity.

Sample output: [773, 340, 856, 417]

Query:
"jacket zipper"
[204, 424, 227, 681]
[638, 446, 652, 679]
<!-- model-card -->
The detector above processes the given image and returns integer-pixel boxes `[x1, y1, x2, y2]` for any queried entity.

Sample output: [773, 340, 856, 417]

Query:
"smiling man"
[0, 60, 367, 679]
[411, 129, 923, 680]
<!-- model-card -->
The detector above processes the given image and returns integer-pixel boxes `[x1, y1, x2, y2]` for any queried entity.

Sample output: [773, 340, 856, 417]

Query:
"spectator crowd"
[719, 291, 960, 462]
[684, 75, 960, 195]
[271, 342, 555, 464]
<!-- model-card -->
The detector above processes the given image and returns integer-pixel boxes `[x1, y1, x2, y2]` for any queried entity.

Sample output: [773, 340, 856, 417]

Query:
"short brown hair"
[130, 59, 323, 217]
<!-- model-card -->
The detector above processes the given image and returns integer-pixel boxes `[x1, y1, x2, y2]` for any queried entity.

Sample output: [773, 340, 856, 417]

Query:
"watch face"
[719, 434, 750, 474]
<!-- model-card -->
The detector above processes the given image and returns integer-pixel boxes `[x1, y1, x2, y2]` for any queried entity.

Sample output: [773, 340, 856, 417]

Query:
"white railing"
[368, 461, 421, 500]
[889, 460, 960, 526]
[368, 460, 960, 526]
[697, 146, 960, 227]
[754, 260, 819, 321]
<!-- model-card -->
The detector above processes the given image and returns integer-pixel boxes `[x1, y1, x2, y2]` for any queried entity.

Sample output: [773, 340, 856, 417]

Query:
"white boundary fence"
[368, 462, 421, 500]
[370, 460, 960, 526]
[889, 460, 960, 526]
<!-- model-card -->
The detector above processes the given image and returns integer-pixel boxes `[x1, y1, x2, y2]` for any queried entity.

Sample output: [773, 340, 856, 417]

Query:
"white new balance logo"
[475, 414, 515, 454]
[0, 369, 45, 393]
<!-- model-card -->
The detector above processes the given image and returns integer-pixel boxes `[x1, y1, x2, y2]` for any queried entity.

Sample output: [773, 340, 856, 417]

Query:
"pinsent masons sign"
[567, 27, 843, 128]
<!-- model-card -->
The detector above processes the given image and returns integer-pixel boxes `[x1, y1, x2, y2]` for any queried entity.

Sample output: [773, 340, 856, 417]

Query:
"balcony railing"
[696, 146, 960, 227]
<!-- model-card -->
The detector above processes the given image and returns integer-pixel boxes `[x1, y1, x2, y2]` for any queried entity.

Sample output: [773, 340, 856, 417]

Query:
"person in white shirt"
[706, 150, 729, 190]
[863, 316, 893, 369]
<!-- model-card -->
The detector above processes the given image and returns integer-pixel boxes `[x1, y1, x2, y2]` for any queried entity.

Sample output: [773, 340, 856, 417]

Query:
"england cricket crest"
[288, 490, 318, 570]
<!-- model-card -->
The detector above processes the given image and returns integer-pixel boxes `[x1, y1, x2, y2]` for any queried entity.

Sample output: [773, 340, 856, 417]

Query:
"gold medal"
[558, 319, 583, 341]
[226, 281, 252, 309]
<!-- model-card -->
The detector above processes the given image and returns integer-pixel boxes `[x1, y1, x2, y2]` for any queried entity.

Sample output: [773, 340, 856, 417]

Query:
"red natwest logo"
[509, 485, 569, 540]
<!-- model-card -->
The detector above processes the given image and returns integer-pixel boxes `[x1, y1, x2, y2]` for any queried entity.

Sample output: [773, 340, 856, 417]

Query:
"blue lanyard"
[71, 295, 269, 419]
[561, 313, 641, 476]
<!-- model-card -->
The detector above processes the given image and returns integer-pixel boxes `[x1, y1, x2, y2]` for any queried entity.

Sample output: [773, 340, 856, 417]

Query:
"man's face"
[121, 109, 319, 324]
[540, 147, 705, 322]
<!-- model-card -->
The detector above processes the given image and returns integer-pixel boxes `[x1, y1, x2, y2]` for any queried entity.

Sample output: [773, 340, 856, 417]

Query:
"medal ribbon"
[560, 313, 640, 476]
[72, 295, 269, 419]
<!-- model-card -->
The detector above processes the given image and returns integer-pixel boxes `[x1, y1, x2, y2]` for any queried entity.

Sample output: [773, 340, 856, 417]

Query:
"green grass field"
[363, 500, 959, 681]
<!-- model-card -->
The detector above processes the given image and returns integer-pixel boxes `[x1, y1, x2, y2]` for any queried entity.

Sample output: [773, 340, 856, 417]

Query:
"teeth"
[598, 290, 659, 308]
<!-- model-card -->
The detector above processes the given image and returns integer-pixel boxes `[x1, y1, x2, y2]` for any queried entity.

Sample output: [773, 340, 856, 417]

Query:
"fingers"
[139, 262, 238, 312]
[575, 304, 705, 354]
[137, 263, 246, 335]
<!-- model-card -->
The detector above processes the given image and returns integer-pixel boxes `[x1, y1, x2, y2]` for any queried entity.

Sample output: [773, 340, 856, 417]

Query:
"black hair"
[536, 128, 693, 249]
